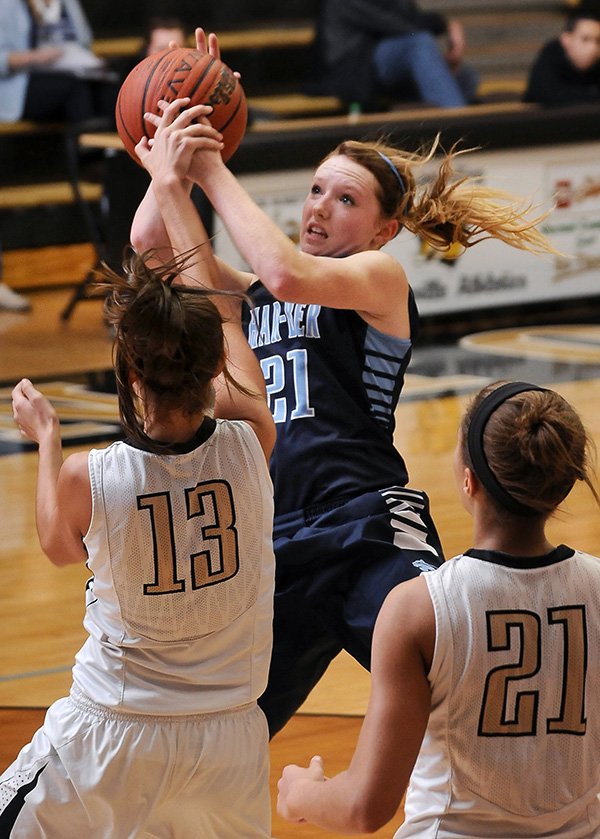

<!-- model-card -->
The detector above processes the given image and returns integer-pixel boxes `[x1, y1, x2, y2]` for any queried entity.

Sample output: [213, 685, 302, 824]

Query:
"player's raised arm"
[135, 100, 274, 459]
[11, 379, 90, 565]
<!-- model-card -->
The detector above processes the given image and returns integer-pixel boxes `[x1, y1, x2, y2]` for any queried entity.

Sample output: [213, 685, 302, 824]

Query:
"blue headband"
[467, 381, 546, 516]
[376, 151, 406, 198]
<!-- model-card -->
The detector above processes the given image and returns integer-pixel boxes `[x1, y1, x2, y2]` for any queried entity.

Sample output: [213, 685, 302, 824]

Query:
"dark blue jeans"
[373, 31, 477, 108]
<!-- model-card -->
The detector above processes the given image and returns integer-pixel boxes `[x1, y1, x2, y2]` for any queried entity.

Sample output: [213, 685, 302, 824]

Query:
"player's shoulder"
[214, 417, 264, 450]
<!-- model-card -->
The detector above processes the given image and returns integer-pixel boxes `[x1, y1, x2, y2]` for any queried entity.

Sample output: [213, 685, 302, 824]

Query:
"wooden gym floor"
[1, 275, 600, 837]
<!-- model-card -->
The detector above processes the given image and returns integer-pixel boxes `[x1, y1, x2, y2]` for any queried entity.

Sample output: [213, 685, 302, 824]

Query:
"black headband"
[467, 381, 546, 516]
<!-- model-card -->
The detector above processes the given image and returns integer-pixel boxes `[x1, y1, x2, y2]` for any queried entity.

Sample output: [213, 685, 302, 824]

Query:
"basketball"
[115, 47, 248, 165]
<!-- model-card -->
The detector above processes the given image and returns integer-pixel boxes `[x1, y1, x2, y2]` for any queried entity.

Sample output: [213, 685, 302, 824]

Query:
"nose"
[313, 193, 330, 218]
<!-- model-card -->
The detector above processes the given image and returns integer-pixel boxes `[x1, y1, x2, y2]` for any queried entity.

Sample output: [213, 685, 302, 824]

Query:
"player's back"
[73, 418, 275, 715]
[398, 547, 600, 838]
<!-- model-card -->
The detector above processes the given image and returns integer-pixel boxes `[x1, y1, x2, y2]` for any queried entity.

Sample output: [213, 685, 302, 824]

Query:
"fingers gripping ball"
[115, 48, 247, 164]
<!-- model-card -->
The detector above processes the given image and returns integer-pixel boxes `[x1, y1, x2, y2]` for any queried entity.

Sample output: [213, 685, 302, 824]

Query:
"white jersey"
[397, 546, 600, 838]
[73, 417, 275, 715]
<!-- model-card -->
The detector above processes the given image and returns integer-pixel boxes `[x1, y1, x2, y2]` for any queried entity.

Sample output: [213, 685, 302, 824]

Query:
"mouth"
[305, 223, 327, 239]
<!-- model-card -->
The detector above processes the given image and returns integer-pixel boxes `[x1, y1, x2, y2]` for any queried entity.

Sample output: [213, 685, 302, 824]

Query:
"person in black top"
[524, 2, 600, 105]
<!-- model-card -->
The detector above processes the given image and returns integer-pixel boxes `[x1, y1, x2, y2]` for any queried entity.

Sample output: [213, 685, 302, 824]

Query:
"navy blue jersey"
[242, 281, 419, 518]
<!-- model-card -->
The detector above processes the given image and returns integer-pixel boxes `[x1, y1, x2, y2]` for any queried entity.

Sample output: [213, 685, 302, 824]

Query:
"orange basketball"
[115, 47, 248, 165]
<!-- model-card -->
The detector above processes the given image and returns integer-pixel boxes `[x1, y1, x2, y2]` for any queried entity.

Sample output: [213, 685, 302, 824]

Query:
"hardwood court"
[1, 281, 600, 838]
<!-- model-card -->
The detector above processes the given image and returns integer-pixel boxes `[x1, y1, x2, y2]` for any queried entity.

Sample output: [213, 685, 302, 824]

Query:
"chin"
[300, 238, 326, 256]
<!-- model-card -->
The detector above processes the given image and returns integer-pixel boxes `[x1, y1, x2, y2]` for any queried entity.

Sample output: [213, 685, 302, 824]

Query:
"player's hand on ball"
[12, 379, 59, 444]
[195, 27, 242, 81]
[136, 98, 224, 181]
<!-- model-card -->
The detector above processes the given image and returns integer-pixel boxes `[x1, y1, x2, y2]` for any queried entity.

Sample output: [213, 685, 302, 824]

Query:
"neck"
[143, 410, 207, 445]
[471, 508, 554, 557]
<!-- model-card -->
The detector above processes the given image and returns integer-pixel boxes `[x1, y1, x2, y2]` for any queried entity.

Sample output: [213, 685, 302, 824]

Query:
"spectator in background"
[143, 15, 189, 56]
[0, 0, 119, 312]
[0, 0, 118, 126]
[112, 14, 190, 81]
[311, 0, 479, 112]
[524, 1, 600, 105]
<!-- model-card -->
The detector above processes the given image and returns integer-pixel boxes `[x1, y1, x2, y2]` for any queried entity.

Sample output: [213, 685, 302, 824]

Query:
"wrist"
[38, 413, 60, 438]
[35, 421, 62, 454]
[190, 157, 228, 196]
[152, 174, 188, 201]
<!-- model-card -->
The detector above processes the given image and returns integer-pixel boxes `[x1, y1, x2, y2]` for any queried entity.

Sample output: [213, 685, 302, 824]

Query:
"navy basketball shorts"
[259, 485, 444, 737]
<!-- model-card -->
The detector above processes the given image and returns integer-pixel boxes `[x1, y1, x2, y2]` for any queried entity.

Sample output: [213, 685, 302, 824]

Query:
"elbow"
[130, 220, 151, 256]
[130, 211, 163, 257]
[350, 808, 391, 835]
[39, 534, 85, 567]
[346, 792, 399, 834]
[266, 271, 294, 301]
[41, 545, 71, 567]
[263, 263, 305, 302]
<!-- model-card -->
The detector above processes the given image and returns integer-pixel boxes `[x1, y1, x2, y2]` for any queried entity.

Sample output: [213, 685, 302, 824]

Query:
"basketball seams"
[214, 87, 245, 134]
[139, 51, 177, 147]
[184, 56, 219, 102]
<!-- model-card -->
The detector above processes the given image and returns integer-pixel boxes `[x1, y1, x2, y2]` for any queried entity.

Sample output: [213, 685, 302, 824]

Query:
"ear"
[463, 466, 481, 501]
[559, 31, 571, 50]
[374, 218, 400, 248]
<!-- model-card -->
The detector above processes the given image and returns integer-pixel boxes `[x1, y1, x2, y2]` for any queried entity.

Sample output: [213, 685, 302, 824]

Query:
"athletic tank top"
[242, 281, 419, 518]
[398, 546, 600, 837]
[73, 418, 275, 714]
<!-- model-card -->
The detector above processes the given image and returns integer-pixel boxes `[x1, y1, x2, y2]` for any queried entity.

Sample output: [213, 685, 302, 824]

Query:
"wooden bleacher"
[88, 4, 565, 114]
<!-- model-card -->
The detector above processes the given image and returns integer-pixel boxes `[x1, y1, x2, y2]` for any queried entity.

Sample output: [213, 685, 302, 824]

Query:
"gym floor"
[2, 283, 599, 837]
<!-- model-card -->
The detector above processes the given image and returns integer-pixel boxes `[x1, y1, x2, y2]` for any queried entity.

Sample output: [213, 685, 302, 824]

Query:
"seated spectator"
[0, 0, 119, 126]
[0, 0, 121, 312]
[524, 1, 600, 105]
[310, 0, 479, 111]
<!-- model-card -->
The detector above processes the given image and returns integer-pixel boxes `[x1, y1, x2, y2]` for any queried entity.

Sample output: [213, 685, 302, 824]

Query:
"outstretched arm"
[277, 576, 434, 833]
[130, 176, 253, 292]
[129, 29, 254, 293]
[135, 105, 275, 459]
[12, 379, 90, 566]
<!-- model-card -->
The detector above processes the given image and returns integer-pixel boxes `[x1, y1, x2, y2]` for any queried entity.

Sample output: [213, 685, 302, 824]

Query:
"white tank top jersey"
[72, 418, 275, 715]
[397, 547, 600, 838]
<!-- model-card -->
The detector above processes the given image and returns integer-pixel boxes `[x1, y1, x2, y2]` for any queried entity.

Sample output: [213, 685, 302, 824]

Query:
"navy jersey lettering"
[243, 282, 419, 518]
[248, 302, 322, 349]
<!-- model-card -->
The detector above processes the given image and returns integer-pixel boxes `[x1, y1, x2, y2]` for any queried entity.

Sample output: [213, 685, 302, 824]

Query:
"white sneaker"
[0, 283, 31, 312]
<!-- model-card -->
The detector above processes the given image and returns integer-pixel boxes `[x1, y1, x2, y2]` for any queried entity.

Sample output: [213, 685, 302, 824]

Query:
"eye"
[310, 184, 321, 195]
[340, 193, 355, 205]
